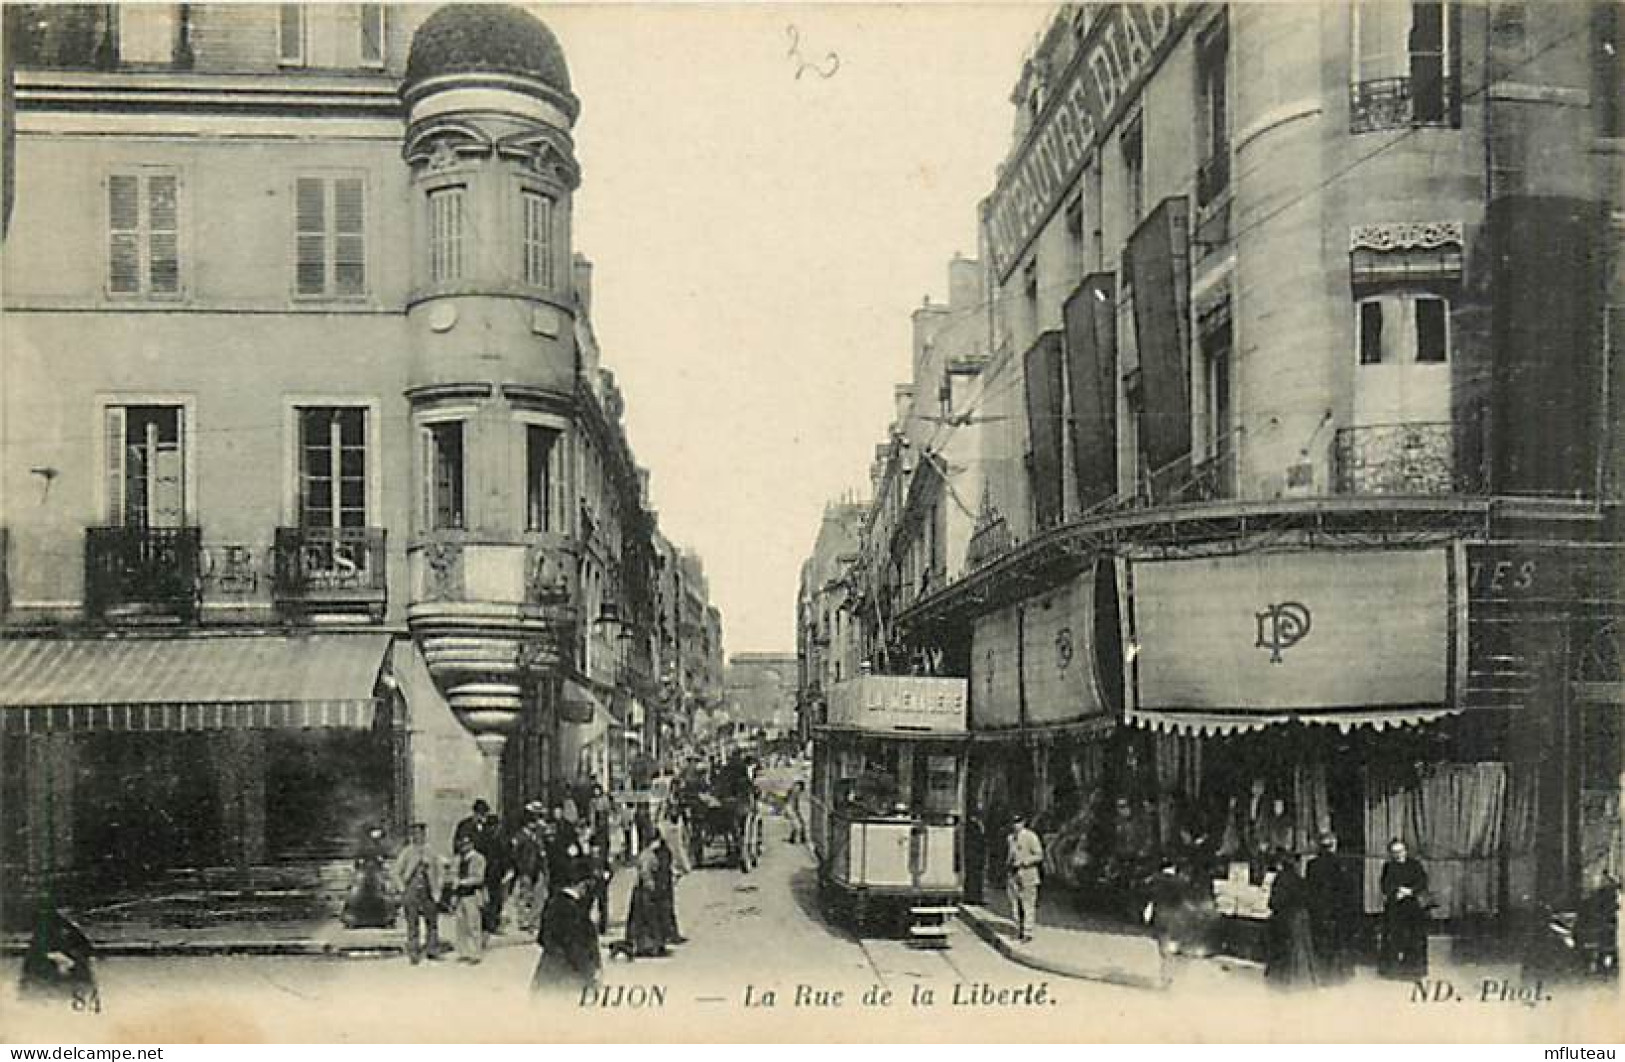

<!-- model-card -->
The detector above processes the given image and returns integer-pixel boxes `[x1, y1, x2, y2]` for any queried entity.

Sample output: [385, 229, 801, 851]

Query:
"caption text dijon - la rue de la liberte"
[578, 981, 1058, 1010]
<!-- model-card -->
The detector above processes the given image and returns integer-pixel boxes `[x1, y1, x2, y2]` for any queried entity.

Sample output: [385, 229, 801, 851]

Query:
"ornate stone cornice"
[1349, 221, 1464, 253]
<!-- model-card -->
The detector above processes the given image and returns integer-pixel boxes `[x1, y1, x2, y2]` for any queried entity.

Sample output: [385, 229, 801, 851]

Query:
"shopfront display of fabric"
[1292, 764, 1332, 855]
[1153, 732, 1203, 848]
[1362, 762, 1510, 917]
[1504, 767, 1539, 905]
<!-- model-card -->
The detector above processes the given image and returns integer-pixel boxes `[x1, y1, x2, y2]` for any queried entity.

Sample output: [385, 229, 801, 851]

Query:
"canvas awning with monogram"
[1117, 546, 1466, 735]
[0, 633, 393, 733]
[969, 566, 1116, 738]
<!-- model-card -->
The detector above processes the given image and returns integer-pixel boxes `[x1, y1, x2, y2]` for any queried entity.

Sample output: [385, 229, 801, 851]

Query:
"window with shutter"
[522, 189, 553, 288]
[107, 170, 181, 298]
[105, 405, 185, 528]
[147, 175, 179, 294]
[358, 4, 384, 65]
[295, 178, 327, 295]
[108, 175, 141, 295]
[295, 176, 366, 297]
[279, 4, 305, 65]
[117, 5, 175, 63]
[428, 187, 465, 284]
[334, 178, 366, 295]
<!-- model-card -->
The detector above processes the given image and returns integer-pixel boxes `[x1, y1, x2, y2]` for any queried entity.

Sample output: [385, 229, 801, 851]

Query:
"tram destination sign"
[983, 2, 1189, 282]
[826, 675, 968, 734]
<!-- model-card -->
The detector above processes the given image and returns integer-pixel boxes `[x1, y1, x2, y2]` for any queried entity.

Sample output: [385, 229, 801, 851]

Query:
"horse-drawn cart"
[678, 757, 761, 871]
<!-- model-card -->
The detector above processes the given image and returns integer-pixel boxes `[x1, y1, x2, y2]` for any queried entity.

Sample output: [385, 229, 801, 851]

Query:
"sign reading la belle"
[984, 3, 1188, 282]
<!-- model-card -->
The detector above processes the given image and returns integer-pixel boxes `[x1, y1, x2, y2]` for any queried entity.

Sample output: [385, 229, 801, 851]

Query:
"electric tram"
[809, 675, 969, 942]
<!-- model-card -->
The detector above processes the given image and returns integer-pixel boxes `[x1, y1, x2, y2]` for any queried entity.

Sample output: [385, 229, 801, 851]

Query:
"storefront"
[0, 633, 400, 919]
[966, 560, 1123, 898]
[1115, 539, 1623, 938]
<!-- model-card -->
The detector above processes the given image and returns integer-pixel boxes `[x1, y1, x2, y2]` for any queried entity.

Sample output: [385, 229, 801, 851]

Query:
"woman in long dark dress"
[1378, 837, 1430, 978]
[1265, 850, 1318, 987]
[1304, 831, 1355, 983]
[623, 841, 667, 957]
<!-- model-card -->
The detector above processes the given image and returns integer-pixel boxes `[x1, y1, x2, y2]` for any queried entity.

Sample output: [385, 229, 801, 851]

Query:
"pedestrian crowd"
[352, 775, 699, 999]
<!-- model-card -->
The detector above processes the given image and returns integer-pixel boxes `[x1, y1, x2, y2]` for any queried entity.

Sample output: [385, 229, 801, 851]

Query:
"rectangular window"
[427, 422, 465, 531]
[1415, 296, 1448, 362]
[1122, 114, 1145, 223]
[295, 176, 367, 297]
[357, 4, 384, 65]
[522, 189, 554, 288]
[526, 425, 558, 532]
[1358, 293, 1449, 364]
[105, 405, 185, 528]
[1195, 21, 1229, 205]
[278, 4, 305, 65]
[428, 186, 465, 284]
[1359, 299, 1386, 364]
[117, 5, 175, 63]
[299, 408, 368, 529]
[1351, 2, 1459, 132]
[108, 170, 180, 297]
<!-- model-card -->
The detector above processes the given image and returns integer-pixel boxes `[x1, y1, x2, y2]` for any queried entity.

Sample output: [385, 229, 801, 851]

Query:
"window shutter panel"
[104, 406, 127, 526]
[278, 4, 304, 63]
[358, 4, 383, 63]
[108, 175, 141, 294]
[296, 177, 327, 295]
[333, 177, 365, 295]
[147, 174, 180, 294]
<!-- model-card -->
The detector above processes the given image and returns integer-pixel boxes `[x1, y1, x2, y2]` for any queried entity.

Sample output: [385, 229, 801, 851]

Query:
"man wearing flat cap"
[392, 822, 443, 964]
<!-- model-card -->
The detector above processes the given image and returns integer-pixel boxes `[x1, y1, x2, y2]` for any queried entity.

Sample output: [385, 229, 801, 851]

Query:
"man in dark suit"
[531, 860, 602, 998]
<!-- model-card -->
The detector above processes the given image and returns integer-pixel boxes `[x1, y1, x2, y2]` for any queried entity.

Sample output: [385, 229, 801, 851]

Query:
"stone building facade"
[0, 3, 720, 910]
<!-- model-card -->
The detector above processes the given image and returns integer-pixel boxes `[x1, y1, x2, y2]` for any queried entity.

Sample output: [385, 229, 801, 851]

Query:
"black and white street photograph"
[0, 0, 1620, 1045]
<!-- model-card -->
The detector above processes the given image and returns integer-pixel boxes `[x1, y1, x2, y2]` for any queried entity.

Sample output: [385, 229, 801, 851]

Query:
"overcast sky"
[549, 4, 1046, 654]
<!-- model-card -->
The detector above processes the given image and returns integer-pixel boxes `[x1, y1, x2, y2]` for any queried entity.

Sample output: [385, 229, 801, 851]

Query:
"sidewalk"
[958, 889, 1169, 989]
[2, 868, 639, 958]
[960, 889, 1526, 999]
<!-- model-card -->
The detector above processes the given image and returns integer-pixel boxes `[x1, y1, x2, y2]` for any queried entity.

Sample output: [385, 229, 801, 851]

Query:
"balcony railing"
[1333, 422, 1459, 495]
[273, 527, 387, 620]
[85, 526, 202, 622]
[1350, 74, 1460, 134]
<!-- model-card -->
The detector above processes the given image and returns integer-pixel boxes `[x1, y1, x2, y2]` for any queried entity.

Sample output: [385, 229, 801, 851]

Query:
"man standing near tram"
[1006, 813, 1044, 943]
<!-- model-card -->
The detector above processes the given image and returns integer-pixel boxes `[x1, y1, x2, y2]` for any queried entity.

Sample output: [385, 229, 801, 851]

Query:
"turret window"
[428, 186, 465, 284]
[522, 189, 554, 289]
[424, 421, 466, 531]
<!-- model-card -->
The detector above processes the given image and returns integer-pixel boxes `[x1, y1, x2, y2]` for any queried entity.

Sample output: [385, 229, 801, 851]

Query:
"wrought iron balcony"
[84, 526, 202, 622]
[1350, 74, 1460, 134]
[273, 527, 387, 620]
[1333, 422, 1459, 495]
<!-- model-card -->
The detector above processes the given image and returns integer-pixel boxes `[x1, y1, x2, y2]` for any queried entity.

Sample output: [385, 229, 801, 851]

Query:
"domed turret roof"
[405, 4, 573, 96]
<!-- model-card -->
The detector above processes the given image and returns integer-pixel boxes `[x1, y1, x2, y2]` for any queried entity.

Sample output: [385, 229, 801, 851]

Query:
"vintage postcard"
[0, 0, 1620, 1044]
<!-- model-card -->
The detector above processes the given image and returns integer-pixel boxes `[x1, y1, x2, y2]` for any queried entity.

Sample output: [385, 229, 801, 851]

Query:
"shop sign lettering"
[984, 3, 1186, 281]
[1254, 602, 1312, 664]
[1467, 543, 1625, 604]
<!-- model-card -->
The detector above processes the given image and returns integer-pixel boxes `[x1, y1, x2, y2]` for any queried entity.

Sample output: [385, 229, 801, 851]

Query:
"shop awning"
[1125, 706, 1459, 737]
[1118, 547, 1465, 736]
[0, 634, 392, 734]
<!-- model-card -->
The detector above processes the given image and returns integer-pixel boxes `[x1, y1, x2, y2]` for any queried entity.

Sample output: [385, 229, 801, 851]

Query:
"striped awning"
[0, 634, 392, 734]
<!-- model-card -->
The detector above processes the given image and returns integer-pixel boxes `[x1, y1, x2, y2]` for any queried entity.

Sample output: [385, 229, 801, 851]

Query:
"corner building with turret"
[0, 4, 704, 916]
